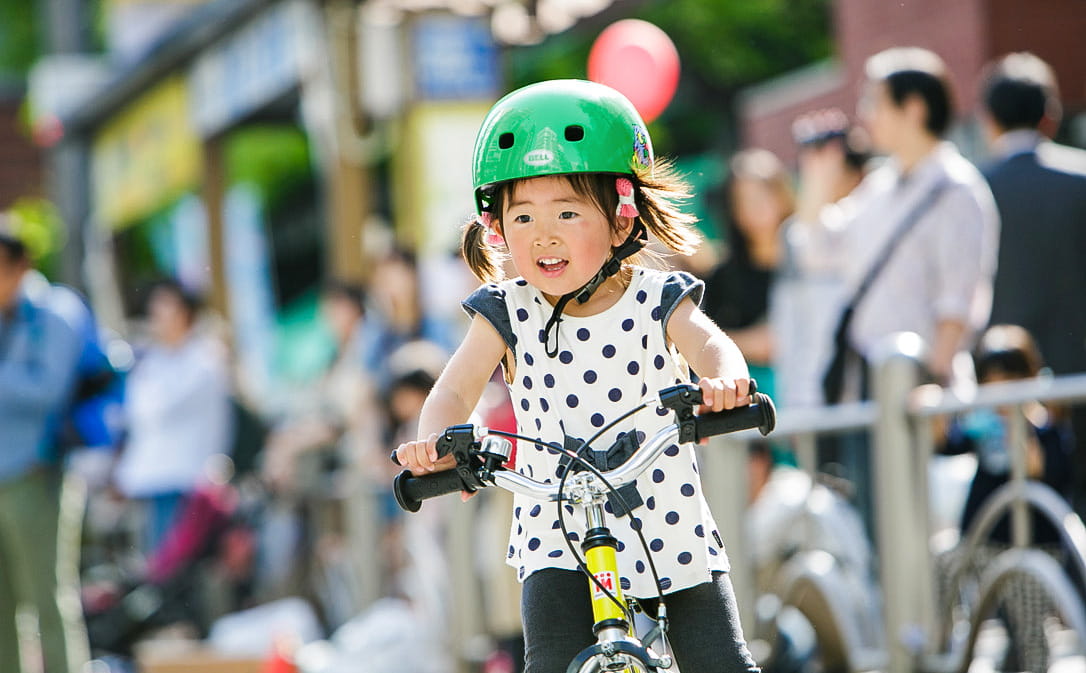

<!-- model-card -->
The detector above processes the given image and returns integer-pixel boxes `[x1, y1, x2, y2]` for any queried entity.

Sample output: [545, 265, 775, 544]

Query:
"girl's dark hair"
[974, 324, 1044, 381]
[721, 149, 795, 267]
[322, 279, 367, 316]
[0, 234, 27, 264]
[865, 47, 955, 137]
[461, 159, 701, 283]
[149, 278, 203, 325]
[0, 216, 29, 264]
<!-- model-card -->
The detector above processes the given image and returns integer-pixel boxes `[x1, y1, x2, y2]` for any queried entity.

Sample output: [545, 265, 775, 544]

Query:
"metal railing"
[704, 333, 1086, 673]
[434, 332, 1086, 672]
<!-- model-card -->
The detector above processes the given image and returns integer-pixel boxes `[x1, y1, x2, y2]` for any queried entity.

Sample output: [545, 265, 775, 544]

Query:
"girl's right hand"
[395, 433, 457, 476]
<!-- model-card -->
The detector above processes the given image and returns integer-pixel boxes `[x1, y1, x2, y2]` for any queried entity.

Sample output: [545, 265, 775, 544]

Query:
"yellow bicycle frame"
[579, 500, 644, 672]
[582, 501, 632, 629]
[586, 541, 627, 623]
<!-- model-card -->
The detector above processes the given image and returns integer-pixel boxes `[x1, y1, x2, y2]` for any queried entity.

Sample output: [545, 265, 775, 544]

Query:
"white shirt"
[793, 142, 999, 366]
[465, 268, 729, 598]
[114, 331, 233, 497]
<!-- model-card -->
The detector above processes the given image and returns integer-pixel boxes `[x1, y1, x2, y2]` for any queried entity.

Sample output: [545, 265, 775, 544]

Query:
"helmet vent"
[498, 132, 515, 149]
[564, 125, 585, 142]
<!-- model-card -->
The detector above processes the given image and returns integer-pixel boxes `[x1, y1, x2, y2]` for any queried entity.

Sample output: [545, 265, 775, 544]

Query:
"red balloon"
[587, 19, 680, 123]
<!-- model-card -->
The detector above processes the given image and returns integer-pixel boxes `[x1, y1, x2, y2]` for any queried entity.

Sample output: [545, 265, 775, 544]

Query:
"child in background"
[937, 323, 1073, 673]
[938, 324, 1073, 543]
[395, 79, 759, 673]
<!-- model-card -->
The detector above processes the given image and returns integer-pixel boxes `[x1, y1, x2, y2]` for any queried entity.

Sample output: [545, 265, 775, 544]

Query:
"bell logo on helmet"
[523, 149, 555, 166]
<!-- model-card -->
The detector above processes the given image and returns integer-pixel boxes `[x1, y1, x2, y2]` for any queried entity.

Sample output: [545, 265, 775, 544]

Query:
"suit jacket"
[986, 141, 1086, 374]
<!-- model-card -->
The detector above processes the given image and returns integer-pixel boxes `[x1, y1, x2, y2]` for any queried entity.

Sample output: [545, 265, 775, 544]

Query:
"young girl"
[935, 324, 1073, 673]
[395, 79, 760, 673]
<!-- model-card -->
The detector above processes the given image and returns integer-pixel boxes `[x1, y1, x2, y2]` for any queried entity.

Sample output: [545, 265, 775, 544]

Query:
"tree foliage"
[0, 0, 40, 77]
[506, 0, 833, 153]
[638, 0, 832, 88]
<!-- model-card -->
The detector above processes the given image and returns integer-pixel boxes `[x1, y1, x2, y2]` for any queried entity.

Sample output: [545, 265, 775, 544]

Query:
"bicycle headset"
[471, 79, 653, 357]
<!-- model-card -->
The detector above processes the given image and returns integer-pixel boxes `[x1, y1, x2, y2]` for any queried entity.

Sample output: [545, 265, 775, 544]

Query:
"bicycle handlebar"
[692, 395, 775, 442]
[392, 385, 775, 512]
[393, 468, 471, 512]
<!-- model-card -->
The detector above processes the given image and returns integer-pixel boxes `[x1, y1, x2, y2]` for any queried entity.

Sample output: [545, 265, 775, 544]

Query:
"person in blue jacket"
[0, 219, 90, 673]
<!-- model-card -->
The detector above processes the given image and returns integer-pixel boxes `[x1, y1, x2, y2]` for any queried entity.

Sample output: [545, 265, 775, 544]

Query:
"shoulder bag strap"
[833, 178, 953, 343]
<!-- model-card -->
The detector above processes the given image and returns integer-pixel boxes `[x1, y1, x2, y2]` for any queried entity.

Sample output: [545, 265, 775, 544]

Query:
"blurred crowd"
[1, 45, 1084, 673]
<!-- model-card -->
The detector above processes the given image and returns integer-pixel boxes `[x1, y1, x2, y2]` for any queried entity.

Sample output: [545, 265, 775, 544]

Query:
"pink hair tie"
[615, 178, 639, 218]
[479, 212, 504, 246]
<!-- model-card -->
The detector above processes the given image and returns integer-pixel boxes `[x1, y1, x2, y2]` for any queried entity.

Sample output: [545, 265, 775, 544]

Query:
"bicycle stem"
[488, 424, 682, 501]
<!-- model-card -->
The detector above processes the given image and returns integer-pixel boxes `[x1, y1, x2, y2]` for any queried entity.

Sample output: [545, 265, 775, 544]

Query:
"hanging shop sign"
[395, 101, 491, 256]
[411, 13, 500, 102]
[189, 0, 319, 137]
[91, 76, 203, 229]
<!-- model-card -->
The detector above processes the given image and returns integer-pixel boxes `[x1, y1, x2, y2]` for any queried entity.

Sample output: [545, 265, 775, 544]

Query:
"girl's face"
[500, 176, 627, 303]
[321, 294, 360, 345]
[732, 178, 785, 240]
[148, 288, 192, 345]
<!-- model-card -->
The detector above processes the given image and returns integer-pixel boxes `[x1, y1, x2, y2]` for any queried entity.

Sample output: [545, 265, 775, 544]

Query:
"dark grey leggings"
[521, 568, 760, 673]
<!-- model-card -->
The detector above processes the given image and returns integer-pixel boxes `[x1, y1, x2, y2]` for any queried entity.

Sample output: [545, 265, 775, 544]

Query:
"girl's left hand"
[696, 377, 753, 413]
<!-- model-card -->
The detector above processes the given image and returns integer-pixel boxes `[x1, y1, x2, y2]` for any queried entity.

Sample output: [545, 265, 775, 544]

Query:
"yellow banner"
[393, 101, 491, 255]
[92, 76, 202, 229]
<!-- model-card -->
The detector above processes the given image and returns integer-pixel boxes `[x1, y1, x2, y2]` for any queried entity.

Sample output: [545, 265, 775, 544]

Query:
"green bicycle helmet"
[472, 79, 654, 214]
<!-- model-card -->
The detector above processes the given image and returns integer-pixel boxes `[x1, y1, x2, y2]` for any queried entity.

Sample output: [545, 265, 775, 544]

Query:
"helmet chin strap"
[542, 222, 647, 358]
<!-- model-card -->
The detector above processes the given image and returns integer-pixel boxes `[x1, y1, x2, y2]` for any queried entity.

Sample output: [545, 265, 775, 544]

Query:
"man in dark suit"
[980, 52, 1086, 514]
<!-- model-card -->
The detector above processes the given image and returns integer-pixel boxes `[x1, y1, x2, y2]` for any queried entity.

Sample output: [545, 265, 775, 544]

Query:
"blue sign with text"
[412, 15, 500, 101]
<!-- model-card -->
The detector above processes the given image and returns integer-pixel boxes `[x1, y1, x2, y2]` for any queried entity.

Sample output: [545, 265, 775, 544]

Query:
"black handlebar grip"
[693, 392, 776, 442]
[393, 468, 468, 513]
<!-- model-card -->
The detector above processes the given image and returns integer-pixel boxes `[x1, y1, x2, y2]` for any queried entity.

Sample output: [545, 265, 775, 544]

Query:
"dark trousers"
[1068, 404, 1086, 522]
[0, 469, 89, 673]
[521, 568, 759, 673]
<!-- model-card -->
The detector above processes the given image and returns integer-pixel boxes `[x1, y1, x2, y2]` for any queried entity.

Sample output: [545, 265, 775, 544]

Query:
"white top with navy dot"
[463, 267, 730, 598]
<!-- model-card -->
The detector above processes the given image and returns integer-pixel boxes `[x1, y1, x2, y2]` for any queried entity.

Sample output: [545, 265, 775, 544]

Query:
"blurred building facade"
[740, 0, 1086, 165]
[29, 0, 481, 404]
[27, 0, 624, 408]
[21, 0, 1082, 398]
[0, 96, 44, 208]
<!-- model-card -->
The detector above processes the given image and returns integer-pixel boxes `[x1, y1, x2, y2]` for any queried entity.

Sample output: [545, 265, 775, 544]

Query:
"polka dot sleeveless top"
[463, 267, 730, 599]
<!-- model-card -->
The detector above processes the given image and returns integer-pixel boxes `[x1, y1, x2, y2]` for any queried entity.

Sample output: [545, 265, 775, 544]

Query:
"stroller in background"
[82, 480, 258, 659]
[82, 397, 269, 661]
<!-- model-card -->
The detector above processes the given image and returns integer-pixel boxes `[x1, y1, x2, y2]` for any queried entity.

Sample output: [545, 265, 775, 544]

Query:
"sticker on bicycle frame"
[592, 570, 618, 600]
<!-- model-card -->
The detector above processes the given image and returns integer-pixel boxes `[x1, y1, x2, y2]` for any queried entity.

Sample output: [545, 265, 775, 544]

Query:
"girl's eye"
[512, 214, 532, 224]
[558, 211, 578, 220]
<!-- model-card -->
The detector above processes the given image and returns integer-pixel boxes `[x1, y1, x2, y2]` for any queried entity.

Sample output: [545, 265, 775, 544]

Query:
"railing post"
[870, 332, 936, 672]
[1005, 408, 1033, 548]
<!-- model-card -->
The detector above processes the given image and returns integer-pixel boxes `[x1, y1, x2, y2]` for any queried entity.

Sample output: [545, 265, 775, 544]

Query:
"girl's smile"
[501, 176, 629, 311]
[535, 257, 568, 277]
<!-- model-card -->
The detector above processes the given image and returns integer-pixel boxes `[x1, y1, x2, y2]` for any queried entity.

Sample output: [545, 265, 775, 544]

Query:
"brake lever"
[657, 380, 759, 444]
[437, 424, 487, 492]
[389, 423, 479, 466]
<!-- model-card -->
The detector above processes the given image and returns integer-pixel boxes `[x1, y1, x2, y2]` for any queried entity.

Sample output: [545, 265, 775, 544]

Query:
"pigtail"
[633, 158, 702, 256]
[461, 214, 507, 283]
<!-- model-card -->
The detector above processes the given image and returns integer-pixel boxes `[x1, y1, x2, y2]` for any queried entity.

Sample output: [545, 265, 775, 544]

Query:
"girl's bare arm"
[396, 314, 507, 473]
[667, 296, 752, 411]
